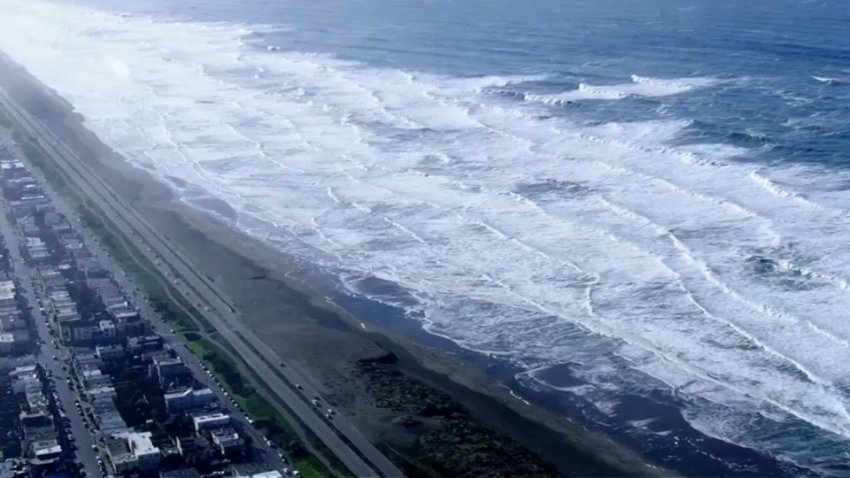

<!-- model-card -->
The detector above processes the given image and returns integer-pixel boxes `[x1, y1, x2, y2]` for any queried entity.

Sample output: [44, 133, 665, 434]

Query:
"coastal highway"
[0, 137, 288, 475]
[0, 88, 405, 478]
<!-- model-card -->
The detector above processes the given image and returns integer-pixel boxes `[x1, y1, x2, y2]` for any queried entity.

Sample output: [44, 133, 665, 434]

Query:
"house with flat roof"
[97, 319, 117, 341]
[92, 396, 128, 435]
[151, 355, 192, 388]
[0, 315, 26, 332]
[0, 280, 15, 305]
[0, 331, 29, 355]
[192, 412, 230, 433]
[235, 471, 283, 478]
[160, 468, 202, 478]
[95, 344, 124, 361]
[29, 438, 62, 463]
[164, 387, 215, 413]
[107, 431, 161, 473]
[86, 385, 117, 402]
[209, 427, 243, 456]
[128, 335, 163, 354]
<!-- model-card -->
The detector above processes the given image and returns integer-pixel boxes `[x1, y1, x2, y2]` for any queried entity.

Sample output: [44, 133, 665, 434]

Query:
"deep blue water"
[76, 0, 850, 168]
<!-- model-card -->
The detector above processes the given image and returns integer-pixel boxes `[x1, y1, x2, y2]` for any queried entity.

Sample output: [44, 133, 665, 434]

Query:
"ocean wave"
[812, 75, 848, 85]
[524, 75, 721, 104]
[3, 0, 850, 473]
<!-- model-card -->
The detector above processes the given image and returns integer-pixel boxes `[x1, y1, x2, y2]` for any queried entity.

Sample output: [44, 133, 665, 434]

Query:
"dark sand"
[0, 53, 673, 477]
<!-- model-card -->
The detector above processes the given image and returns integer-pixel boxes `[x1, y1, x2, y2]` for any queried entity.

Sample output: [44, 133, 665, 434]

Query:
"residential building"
[151, 355, 192, 388]
[164, 387, 215, 413]
[235, 471, 284, 478]
[192, 412, 230, 433]
[107, 431, 161, 473]
[128, 335, 163, 354]
[95, 344, 124, 361]
[209, 428, 243, 456]
[161, 469, 202, 478]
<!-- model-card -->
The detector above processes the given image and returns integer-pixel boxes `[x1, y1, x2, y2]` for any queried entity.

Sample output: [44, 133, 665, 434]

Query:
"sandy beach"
[0, 53, 671, 477]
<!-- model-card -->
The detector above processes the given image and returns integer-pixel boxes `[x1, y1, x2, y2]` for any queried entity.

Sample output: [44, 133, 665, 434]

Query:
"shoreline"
[0, 53, 671, 477]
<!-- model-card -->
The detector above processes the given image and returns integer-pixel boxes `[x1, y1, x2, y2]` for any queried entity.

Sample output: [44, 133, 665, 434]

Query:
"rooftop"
[113, 431, 160, 458]
[0, 281, 15, 301]
[210, 427, 242, 447]
[164, 387, 213, 400]
[30, 439, 62, 458]
[161, 469, 202, 478]
[235, 472, 284, 478]
[192, 412, 230, 430]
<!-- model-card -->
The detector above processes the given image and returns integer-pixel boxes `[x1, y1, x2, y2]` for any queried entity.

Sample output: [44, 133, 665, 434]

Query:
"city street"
[0, 193, 101, 478]
[0, 134, 287, 474]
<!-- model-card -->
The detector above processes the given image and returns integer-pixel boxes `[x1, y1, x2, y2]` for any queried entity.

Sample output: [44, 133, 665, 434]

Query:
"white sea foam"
[812, 75, 849, 85]
[525, 75, 720, 104]
[2, 1, 850, 472]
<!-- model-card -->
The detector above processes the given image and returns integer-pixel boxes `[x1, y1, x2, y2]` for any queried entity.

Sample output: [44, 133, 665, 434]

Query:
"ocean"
[1, 0, 849, 475]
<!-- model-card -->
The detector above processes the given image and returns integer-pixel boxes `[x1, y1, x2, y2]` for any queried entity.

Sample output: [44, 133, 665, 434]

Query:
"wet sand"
[0, 52, 672, 477]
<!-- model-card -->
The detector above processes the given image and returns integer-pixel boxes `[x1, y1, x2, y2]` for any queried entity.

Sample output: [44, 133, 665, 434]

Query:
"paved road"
[1, 136, 287, 474]
[0, 88, 403, 477]
[0, 193, 101, 478]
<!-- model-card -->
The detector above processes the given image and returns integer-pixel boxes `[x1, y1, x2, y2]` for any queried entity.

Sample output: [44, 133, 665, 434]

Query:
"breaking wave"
[1, 0, 849, 475]
[524, 75, 721, 104]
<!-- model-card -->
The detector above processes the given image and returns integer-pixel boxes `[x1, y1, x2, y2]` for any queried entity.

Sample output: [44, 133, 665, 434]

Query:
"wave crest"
[524, 75, 721, 104]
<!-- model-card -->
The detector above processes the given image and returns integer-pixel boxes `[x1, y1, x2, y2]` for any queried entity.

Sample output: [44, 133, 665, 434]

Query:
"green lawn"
[185, 336, 334, 478]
